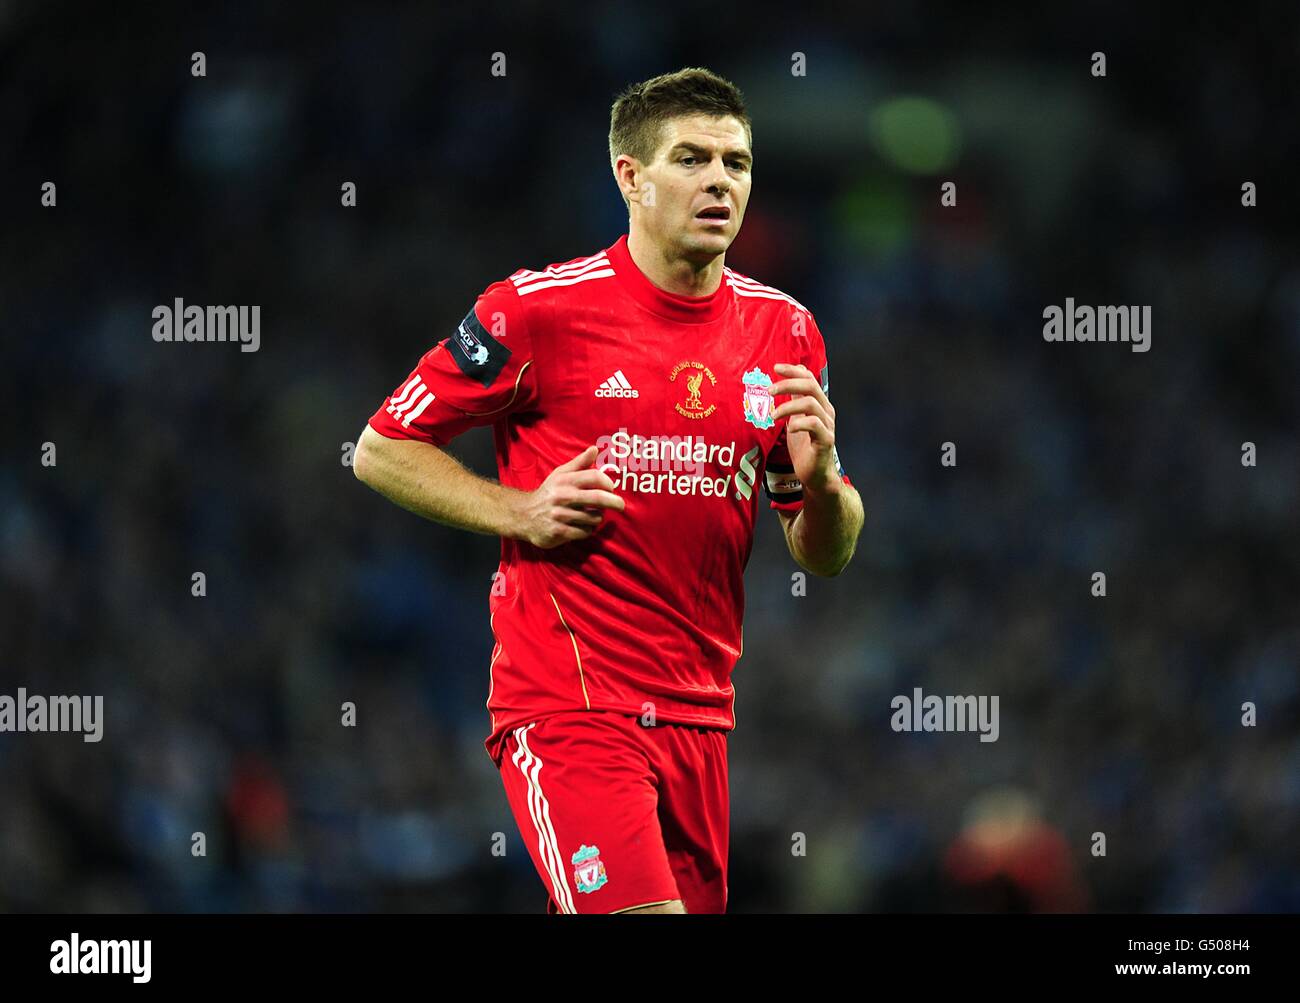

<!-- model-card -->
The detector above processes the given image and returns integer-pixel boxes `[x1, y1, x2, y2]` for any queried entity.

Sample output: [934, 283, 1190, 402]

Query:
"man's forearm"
[353, 425, 524, 538]
[788, 481, 864, 577]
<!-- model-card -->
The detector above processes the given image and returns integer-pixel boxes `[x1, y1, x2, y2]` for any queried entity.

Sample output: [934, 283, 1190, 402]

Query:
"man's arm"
[777, 481, 863, 577]
[768, 360, 864, 577]
[353, 425, 624, 549]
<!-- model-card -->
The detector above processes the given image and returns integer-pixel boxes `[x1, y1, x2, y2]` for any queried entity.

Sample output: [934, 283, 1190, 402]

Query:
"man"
[353, 66, 864, 913]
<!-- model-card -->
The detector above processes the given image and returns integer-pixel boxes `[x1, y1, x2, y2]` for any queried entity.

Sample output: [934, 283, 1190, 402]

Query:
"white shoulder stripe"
[511, 253, 611, 286]
[549, 251, 610, 275]
[544, 256, 611, 280]
[726, 269, 805, 299]
[730, 284, 808, 309]
[511, 260, 609, 287]
[725, 270, 810, 313]
[725, 269, 784, 292]
[515, 268, 616, 296]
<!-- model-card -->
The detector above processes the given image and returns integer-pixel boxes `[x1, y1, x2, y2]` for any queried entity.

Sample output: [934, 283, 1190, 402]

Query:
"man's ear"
[613, 154, 638, 205]
[618, 155, 659, 211]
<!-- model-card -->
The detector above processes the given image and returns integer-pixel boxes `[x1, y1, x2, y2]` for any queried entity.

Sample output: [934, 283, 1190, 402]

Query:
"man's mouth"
[696, 206, 731, 225]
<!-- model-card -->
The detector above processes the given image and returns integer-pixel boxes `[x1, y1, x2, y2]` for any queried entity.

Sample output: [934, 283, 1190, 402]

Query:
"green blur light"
[870, 96, 960, 174]
[832, 173, 914, 259]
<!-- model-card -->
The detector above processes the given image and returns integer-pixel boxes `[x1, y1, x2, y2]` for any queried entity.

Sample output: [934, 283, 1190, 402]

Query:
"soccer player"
[354, 67, 864, 913]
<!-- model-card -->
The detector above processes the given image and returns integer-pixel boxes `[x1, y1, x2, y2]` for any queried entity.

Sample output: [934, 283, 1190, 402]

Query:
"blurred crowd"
[2, 2, 1297, 912]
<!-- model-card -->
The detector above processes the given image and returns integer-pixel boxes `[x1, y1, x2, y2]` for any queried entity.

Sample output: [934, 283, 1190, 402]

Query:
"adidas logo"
[595, 370, 639, 399]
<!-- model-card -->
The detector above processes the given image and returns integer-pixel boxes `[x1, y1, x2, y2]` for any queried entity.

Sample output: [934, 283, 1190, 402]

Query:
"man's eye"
[680, 156, 697, 166]
[728, 161, 746, 171]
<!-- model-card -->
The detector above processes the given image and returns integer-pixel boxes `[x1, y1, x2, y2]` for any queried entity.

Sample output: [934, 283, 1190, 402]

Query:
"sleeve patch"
[446, 307, 511, 387]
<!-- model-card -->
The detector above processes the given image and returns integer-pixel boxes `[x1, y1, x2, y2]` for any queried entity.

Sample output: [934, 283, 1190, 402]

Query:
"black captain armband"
[445, 307, 512, 388]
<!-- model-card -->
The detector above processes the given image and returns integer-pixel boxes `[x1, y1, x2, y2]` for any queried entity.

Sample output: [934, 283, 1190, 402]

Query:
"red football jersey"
[367, 234, 851, 766]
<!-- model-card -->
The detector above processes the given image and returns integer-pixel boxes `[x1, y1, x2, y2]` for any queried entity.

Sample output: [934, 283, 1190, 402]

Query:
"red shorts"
[497, 711, 729, 914]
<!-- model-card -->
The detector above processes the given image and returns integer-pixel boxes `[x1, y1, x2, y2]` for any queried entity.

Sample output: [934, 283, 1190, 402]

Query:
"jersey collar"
[605, 234, 734, 325]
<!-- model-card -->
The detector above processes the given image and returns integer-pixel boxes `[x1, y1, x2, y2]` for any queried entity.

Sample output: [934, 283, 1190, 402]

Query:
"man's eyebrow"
[670, 141, 752, 163]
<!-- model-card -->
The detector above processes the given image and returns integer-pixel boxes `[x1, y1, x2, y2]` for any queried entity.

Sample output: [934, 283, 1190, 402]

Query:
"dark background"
[2, 2, 1298, 912]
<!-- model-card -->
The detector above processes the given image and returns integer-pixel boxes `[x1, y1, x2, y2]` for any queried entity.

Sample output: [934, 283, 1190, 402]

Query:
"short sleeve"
[367, 276, 539, 446]
[765, 310, 851, 512]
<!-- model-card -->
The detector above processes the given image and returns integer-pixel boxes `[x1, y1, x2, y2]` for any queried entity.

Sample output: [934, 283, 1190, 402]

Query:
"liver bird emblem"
[685, 370, 703, 406]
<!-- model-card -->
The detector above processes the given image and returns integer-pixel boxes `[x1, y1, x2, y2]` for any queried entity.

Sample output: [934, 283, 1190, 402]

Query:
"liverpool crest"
[571, 844, 608, 894]
[742, 367, 775, 429]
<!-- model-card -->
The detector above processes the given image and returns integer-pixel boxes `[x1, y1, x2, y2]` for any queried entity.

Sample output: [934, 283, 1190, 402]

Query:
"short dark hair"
[608, 67, 751, 202]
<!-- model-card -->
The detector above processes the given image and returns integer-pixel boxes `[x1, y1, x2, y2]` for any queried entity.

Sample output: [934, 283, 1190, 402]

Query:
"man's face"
[628, 113, 752, 263]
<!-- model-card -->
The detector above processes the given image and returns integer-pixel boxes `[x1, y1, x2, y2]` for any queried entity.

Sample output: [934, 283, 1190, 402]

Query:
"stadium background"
[2, 3, 1298, 912]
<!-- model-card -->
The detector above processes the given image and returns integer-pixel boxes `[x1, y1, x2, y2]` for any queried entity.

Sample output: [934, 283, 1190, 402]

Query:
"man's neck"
[625, 228, 724, 298]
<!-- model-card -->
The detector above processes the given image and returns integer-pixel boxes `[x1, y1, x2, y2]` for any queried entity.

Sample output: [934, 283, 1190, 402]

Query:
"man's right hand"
[512, 445, 625, 548]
